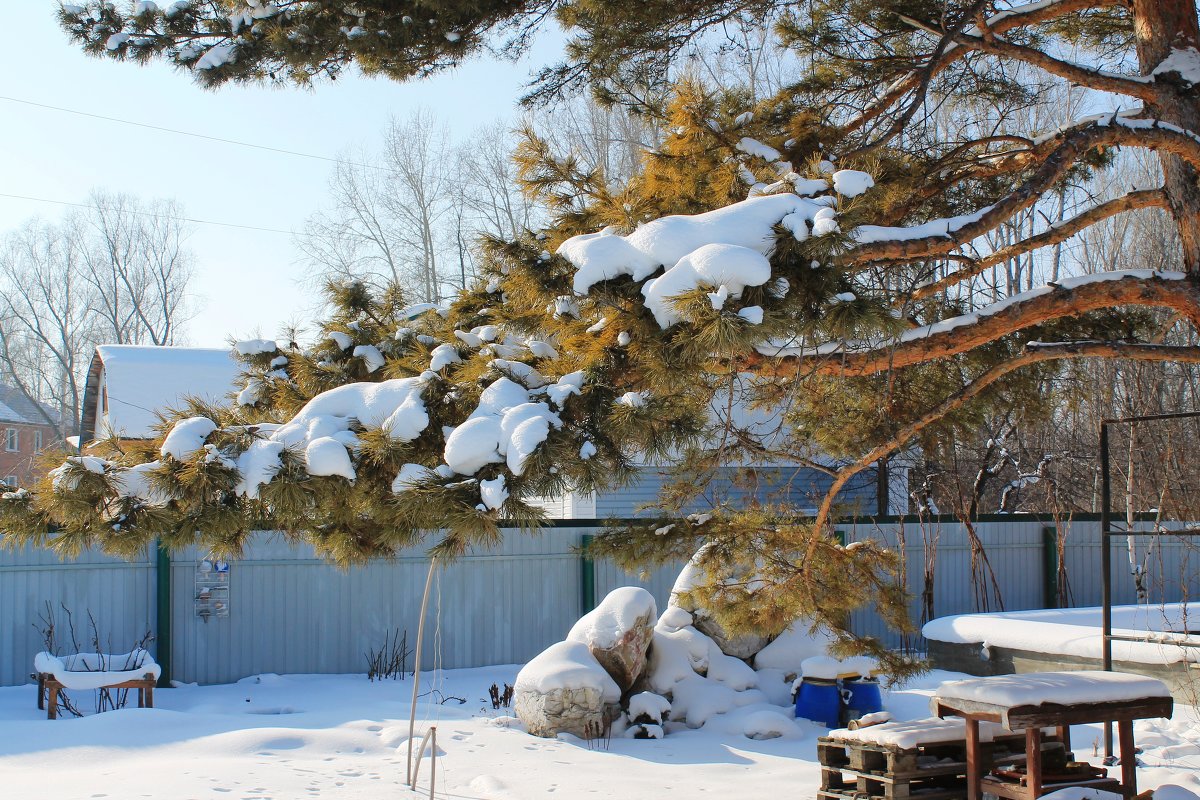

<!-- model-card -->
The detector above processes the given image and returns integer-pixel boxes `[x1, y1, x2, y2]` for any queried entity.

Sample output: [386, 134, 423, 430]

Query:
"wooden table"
[932, 671, 1172, 800]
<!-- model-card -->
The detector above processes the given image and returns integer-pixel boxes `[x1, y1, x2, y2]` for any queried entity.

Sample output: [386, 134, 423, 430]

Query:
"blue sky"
[0, 4, 562, 346]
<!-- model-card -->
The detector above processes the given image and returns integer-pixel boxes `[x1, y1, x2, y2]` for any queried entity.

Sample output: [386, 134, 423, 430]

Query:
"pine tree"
[24, 0, 1200, 663]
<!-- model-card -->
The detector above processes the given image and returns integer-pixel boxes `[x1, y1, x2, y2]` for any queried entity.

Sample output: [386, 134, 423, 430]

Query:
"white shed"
[80, 345, 241, 443]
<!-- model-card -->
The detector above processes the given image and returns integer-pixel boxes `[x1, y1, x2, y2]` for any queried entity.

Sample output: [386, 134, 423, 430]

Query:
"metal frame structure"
[1099, 410, 1200, 758]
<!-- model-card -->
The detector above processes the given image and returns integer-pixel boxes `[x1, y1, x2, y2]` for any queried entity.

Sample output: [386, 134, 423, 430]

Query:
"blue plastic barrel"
[795, 678, 841, 727]
[841, 678, 883, 725]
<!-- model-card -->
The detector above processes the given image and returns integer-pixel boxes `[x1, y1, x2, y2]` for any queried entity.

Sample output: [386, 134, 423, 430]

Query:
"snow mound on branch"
[391, 463, 428, 494]
[854, 206, 990, 244]
[429, 344, 462, 372]
[567, 587, 658, 649]
[234, 339, 278, 356]
[642, 244, 772, 328]
[514, 641, 621, 703]
[831, 170, 874, 198]
[230, 376, 430, 497]
[47, 457, 105, 491]
[560, 193, 835, 300]
[443, 378, 563, 476]
[112, 462, 171, 506]
[305, 437, 355, 479]
[353, 345, 385, 372]
[562, 230, 660, 294]
[479, 476, 508, 510]
[161, 417, 217, 461]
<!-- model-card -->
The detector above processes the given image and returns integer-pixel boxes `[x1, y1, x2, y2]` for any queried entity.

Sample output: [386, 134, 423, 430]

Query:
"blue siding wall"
[594, 466, 880, 517]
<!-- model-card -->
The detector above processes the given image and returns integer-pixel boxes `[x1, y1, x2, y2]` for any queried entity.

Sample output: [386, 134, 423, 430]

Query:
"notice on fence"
[195, 559, 231, 620]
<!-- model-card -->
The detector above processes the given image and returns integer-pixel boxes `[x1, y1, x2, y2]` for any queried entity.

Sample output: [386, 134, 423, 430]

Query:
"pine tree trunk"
[1134, 0, 1200, 271]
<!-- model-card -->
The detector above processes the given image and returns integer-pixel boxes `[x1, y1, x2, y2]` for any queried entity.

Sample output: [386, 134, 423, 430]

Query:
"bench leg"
[47, 684, 58, 720]
[1026, 725, 1043, 798]
[37, 674, 45, 711]
[1119, 719, 1137, 799]
[966, 717, 982, 800]
[145, 683, 154, 709]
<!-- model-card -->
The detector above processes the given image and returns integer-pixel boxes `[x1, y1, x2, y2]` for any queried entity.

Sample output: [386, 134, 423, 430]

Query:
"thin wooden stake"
[405, 558, 438, 786]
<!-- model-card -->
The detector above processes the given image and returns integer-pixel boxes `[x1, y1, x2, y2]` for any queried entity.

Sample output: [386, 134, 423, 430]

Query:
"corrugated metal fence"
[2, 516, 1197, 686]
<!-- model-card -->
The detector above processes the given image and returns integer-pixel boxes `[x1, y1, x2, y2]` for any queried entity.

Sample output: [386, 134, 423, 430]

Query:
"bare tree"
[0, 194, 195, 436]
[73, 191, 194, 346]
[457, 121, 542, 243]
[0, 220, 95, 434]
[299, 109, 457, 303]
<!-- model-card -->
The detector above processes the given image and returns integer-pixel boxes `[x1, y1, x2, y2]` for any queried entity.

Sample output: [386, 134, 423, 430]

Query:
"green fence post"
[580, 534, 596, 615]
[1041, 526, 1059, 609]
[155, 540, 172, 687]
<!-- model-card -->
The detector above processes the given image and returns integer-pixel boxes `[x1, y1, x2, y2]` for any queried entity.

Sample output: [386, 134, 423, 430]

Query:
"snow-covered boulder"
[669, 557, 773, 659]
[753, 621, 839, 673]
[628, 691, 671, 726]
[514, 641, 621, 738]
[646, 630, 696, 695]
[654, 621, 717, 673]
[567, 587, 657, 692]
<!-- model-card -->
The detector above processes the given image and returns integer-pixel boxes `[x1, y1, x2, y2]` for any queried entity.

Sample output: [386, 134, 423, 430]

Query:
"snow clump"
[559, 193, 846, 321]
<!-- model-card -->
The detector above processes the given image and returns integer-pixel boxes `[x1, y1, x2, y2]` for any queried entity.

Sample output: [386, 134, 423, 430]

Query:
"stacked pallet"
[817, 719, 1033, 800]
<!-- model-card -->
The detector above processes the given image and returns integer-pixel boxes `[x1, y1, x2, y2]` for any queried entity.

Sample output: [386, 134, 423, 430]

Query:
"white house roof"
[92, 345, 241, 439]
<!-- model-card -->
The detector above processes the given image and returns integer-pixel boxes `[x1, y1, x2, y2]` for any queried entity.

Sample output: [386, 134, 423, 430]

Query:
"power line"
[0, 94, 384, 171]
[0, 192, 297, 236]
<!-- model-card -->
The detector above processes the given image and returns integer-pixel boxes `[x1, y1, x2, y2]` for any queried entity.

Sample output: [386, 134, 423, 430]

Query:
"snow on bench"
[932, 670, 1171, 712]
[34, 649, 161, 691]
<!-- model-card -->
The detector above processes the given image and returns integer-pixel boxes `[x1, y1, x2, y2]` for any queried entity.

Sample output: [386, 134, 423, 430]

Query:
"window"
[33, 430, 42, 452]
[4, 429, 16, 452]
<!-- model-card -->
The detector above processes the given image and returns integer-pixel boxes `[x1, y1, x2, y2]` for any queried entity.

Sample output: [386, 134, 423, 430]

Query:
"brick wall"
[0, 422, 60, 488]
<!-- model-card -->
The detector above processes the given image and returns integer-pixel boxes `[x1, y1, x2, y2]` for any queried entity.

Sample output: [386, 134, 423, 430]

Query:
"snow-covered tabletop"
[934, 671, 1170, 711]
[827, 717, 1020, 749]
[34, 650, 161, 691]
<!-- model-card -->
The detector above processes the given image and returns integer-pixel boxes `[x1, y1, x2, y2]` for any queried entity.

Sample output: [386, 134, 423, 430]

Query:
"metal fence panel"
[3, 518, 1200, 686]
[0, 544, 155, 687]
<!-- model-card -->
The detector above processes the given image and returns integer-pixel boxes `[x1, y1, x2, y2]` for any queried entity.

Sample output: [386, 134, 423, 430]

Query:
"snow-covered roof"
[0, 384, 58, 427]
[83, 345, 241, 441]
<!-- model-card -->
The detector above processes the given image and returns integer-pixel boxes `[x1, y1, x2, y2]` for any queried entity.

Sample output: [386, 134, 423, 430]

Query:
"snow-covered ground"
[2, 667, 1200, 799]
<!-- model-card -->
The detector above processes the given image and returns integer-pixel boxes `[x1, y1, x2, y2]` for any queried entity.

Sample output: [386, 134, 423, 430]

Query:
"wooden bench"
[36, 672, 157, 720]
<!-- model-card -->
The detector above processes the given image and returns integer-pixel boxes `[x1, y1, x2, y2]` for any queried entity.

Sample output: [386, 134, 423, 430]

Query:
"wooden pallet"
[816, 731, 1039, 800]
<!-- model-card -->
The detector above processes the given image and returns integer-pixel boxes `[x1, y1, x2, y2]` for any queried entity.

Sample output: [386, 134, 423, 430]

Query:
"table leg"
[1056, 725, 1070, 752]
[966, 717, 981, 800]
[1118, 719, 1137, 799]
[1026, 726, 1043, 798]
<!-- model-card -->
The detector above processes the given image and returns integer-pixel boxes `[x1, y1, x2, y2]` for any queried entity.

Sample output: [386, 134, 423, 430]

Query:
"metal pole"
[405, 558, 438, 786]
[1100, 422, 1113, 761]
[154, 540, 172, 688]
